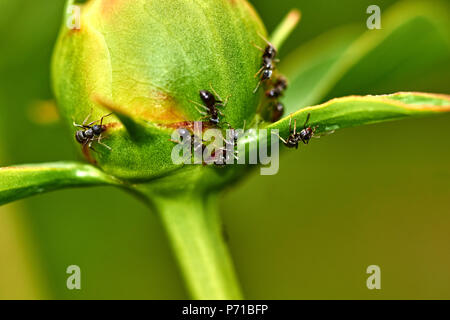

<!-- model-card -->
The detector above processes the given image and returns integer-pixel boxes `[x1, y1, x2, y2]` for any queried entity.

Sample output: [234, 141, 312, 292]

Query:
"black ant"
[253, 33, 278, 93]
[191, 85, 229, 126]
[170, 128, 206, 154]
[212, 121, 246, 166]
[223, 120, 246, 147]
[212, 147, 239, 166]
[271, 102, 284, 123]
[266, 76, 288, 99]
[73, 110, 112, 150]
[276, 113, 318, 149]
[266, 76, 287, 122]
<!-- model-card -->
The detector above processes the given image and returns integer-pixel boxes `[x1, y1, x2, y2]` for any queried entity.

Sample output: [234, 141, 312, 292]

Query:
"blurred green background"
[0, 0, 449, 299]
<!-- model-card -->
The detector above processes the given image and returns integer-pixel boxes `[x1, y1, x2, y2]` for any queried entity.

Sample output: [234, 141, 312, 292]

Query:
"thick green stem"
[138, 189, 242, 300]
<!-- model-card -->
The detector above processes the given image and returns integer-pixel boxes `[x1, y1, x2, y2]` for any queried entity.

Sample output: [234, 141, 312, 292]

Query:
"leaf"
[280, 0, 450, 113]
[267, 92, 450, 136]
[92, 95, 158, 141]
[0, 162, 121, 206]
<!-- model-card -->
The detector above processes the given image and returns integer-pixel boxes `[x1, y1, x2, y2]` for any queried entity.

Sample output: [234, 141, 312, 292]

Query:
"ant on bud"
[253, 33, 279, 93]
[275, 113, 318, 149]
[190, 84, 230, 126]
[266, 76, 288, 99]
[213, 120, 246, 166]
[212, 148, 239, 167]
[73, 110, 112, 150]
[266, 76, 287, 122]
[271, 102, 285, 123]
[169, 128, 206, 154]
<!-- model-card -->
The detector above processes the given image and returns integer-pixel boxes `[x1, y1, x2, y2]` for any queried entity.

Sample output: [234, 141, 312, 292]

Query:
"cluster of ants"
[173, 86, 241, 166]
[74, 34, 318, 156]
[253, 33, 287, 123]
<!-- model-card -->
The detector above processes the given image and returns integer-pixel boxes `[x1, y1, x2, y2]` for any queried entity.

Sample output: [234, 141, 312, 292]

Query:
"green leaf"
[0, 162, 120, 206]
[280, 0, 450, 113]
[267, 92, 450, 136]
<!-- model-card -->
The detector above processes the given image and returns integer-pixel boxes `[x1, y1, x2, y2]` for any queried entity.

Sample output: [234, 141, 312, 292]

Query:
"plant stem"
[270, 9, 302, 51]
[138, 189, 243, 300]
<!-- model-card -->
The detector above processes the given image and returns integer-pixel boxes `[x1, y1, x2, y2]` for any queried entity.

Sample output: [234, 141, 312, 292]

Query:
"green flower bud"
[52, 0, 267, 185]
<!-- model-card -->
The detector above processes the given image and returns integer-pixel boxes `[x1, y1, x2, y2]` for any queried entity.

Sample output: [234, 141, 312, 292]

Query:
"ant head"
[276, 77, 288, 89]
[262, 69, 273, 80]
[177, 128, 190, 137]
[263, 45, 277, 60]
[275, 102, 284, 113]
[92, 124, 105, 135]
[210, 117, 220, 125]
[304, 127, 313, 134]
[266, 88, 279, 98]
[199, 90, 217, 106]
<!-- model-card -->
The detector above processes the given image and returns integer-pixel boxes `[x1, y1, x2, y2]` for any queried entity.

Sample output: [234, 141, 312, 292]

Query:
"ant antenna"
[100, 113, 113, 126]
[253, 80, 263, 94]
[82, 108, 93, 126]
[254, 66, 265, 78]
[271, 131, 288, 144]
[251, 41, 264, 52]
[257, 32, 275, 48]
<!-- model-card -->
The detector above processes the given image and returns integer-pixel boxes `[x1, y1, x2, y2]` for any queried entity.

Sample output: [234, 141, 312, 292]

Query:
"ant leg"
[254, 66, 264, 78]
[199, 115, 211, 122]
[82, 108, 93, 126]
[189, 100, 209, 116]
[221, 120, 231, 127]
[98, 140, 112, 150]
[96, 133, 112, 150]
[219, 94, 231, 107]
[82, 138, 90, 148]
[253, 80, 262, 94]
[209, 84, 223, 102]
[190, 100, 209, 111]
[288, 115, 292, 133]
[192, 104, 208, 116]
[294, 119, 297, 135]
[209, 85, 231, 108]
[304, 113, 311, 130]
[87, 140, 98, 152]
[251, 41, 264, 52]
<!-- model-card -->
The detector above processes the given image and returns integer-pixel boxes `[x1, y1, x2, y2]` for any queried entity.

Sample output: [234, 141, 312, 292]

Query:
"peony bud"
[52, 0, 267, 184]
